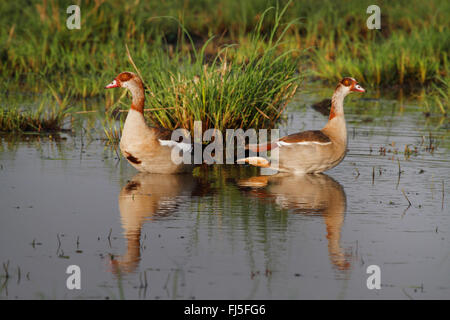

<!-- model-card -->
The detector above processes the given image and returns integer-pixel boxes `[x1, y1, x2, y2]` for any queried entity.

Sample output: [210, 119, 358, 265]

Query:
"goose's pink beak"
[351, 83, 365, 92]
[105, 79, 120, 89]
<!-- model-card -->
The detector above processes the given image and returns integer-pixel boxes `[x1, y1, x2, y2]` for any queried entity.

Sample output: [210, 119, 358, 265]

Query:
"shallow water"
[0, 89, 449, 299]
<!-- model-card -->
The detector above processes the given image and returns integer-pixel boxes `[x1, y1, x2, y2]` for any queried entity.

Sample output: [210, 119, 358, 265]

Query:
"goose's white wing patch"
[158, 139, 192, 152]
[237, 156, 270, 168]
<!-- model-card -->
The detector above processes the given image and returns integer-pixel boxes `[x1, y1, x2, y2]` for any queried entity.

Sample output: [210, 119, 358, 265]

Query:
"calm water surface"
[0, 89, 448, 299]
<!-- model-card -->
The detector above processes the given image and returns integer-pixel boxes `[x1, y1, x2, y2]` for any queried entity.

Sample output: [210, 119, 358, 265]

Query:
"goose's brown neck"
[329, 88, 345, 121]
[129, 80, 145, 114]
[323, 88, 347, 146]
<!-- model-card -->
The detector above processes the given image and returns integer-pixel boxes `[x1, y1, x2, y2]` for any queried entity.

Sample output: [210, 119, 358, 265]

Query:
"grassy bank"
[1, 0, 448, 92]
[0, 0, 448, 133]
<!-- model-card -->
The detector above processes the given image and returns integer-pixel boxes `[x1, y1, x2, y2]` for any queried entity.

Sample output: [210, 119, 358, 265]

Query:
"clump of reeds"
[422, 76, 449, 115]
[0, 93, 71, 132]
[123, 5, 301, 132]
[101, 112, 124, 157]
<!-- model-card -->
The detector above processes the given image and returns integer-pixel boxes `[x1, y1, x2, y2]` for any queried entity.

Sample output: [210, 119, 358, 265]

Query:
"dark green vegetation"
[0, 91, 71, 132]
[0, 0, 448, 133]
[0, 106, 67, 133]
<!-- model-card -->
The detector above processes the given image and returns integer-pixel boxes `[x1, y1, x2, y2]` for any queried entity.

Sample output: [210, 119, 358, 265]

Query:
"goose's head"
[105, 72, 142, 91]
[336, 77, 365, 96]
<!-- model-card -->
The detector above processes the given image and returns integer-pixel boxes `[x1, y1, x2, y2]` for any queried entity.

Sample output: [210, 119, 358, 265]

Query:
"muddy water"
[0, 90, 448, 299]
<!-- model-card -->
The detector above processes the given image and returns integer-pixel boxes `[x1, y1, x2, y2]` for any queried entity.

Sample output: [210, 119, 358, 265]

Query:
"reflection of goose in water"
[111, 173, 198, 274]
[238, 173, 350, 271]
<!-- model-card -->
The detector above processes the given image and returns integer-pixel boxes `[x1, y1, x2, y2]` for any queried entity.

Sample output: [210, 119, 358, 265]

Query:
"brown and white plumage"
[238, 77, 365, 174]
[105, 72, 193, 174]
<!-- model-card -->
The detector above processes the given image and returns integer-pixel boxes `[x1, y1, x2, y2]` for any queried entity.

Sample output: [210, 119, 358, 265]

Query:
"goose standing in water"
[105, 72, 193, 174]
[238, 78, 365, 174]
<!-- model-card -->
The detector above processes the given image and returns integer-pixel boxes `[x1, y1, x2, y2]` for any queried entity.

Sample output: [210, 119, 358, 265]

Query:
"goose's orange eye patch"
[342, 78, 352, 86]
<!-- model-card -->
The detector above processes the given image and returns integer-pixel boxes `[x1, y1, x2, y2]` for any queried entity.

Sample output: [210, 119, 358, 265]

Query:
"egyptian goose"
[105, 72, 193, 174]
[238, 77, 365, 174]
